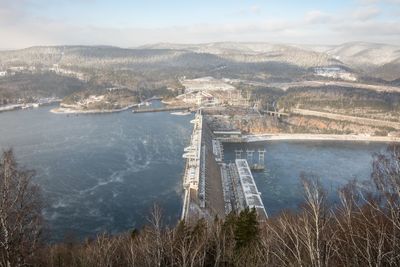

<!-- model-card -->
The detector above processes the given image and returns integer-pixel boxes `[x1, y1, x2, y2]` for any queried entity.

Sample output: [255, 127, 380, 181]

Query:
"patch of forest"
[1, 145, 400, 266]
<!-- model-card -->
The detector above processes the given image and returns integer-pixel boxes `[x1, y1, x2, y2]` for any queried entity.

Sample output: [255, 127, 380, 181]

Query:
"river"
[223, 141, 388, 216]
[0, 105, 193, 242]
[0, 106, 389, 241]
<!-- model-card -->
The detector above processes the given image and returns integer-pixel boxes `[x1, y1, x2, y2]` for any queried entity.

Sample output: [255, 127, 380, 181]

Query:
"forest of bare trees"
[1, 145, 400, 267]
[0, 150, 43, 267]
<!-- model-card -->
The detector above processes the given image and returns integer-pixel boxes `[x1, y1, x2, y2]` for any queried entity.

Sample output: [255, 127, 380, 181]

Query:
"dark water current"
[0, 105, 388, 240]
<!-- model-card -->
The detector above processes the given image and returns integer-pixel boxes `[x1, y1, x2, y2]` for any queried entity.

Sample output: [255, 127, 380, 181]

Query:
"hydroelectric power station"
[181, 110, 268, 222]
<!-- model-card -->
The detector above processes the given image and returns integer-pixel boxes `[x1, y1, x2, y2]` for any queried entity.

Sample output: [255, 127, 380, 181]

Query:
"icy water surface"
[223, 141, 388, 216]
[0, 105, 389, 241]
[0, 105, 193, 241]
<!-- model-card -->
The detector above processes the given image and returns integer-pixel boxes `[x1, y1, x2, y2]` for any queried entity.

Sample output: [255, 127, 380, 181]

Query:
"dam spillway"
[181, 111, 268, 222]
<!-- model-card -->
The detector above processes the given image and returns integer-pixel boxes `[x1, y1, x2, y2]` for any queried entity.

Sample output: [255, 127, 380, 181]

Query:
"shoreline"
[0, 100, 61, 113]
[242, 133, 400, 143]
[50, 105, 136, 114]
[51, 97, 166, 115]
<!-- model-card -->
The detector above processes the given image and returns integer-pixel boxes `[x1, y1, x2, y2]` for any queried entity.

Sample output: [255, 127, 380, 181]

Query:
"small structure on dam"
[219, 160, 268, 220]
[234, 159, 268, 219]
[181, 111, 268, 222]
[234, 148, 266, 172]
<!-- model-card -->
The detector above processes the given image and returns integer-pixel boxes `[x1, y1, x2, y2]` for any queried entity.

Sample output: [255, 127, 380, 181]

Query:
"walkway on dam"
[181, 111, 225, 222]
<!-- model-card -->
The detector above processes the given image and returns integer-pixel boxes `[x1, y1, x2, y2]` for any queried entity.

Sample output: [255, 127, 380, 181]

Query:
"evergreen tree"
[234, 207, 259, 249]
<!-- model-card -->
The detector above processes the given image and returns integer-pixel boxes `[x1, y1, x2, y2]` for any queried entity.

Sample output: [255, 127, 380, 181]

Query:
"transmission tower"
[246, 149, 255, 164]
[258, 149, 266, 165]
[235, 149, 243, 159]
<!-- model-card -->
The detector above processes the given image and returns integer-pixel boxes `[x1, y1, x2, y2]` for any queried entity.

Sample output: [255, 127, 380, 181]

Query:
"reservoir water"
[0, 105, 194, 242]
[223, 141, 388, 216]
[0, 106, 389, 241]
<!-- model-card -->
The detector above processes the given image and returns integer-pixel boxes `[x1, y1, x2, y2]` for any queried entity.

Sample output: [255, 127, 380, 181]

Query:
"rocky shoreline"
[243, 133, 400, 143]
[0, 99, 62, 113]
[50, 104, 136, 114]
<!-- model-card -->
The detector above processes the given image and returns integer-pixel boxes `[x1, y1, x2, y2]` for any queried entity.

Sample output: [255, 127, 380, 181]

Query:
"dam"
[181, 111, 268, 222]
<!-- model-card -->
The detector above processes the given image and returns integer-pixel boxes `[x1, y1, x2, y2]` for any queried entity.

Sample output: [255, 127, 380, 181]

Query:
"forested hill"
[1, 42, 400, 113]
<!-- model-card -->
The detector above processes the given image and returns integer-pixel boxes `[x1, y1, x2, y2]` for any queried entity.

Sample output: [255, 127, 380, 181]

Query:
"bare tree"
[299, 175, 335, 267]
[371, 144, 400, 265]
[8, 145, 400, 266]
[0, 149, 43, 267]
[147, 204, 164, 267]
[80, 234, 120, 267]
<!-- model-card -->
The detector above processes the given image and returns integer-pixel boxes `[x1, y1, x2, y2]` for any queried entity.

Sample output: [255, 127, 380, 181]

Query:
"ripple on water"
[224, 141, 388, 216]
[0, 105, 193, 241]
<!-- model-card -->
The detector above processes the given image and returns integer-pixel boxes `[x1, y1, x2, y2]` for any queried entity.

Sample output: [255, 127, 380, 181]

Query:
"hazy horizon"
[1, 0, 400, 49]
[1, 40, 400, 52]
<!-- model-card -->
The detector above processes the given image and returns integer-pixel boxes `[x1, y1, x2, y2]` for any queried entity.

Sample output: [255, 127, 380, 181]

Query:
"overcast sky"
[0, 0, 399, 49]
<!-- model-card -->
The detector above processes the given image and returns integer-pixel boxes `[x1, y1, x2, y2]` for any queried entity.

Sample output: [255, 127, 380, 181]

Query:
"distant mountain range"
[139, 42, 400, 80]
[0, 42, 399, 86]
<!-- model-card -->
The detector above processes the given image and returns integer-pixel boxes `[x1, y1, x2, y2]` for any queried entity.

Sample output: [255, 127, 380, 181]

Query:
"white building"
[181, 77, 236, 93]
[314, 67, 357, 81]
[9, 66, 25, 71]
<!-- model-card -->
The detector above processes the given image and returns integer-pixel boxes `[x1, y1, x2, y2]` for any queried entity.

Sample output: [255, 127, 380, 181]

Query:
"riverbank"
[50, 104, 136, 114]
[0, 99, 61, 113]
[242, 133, 400, 143]
[292, 108, 400, 130]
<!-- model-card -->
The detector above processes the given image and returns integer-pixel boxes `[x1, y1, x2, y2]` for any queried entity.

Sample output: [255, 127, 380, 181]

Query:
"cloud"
[1, 19, 399, 49]
[0, 1, 29, 25]
[353, 6, 381, 20]
[357, 0, 400, 4]
[249, 5, 262, 15]
[304, 10, 333, 24]
[0, 1, 399, 48]
[236, 5, 262, 16]
[333, 20, 400, 36]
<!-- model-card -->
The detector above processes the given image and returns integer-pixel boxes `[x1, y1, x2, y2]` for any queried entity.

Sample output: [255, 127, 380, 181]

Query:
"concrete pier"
[234, 159, 268, 220]
[132, 106, 191, 113]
